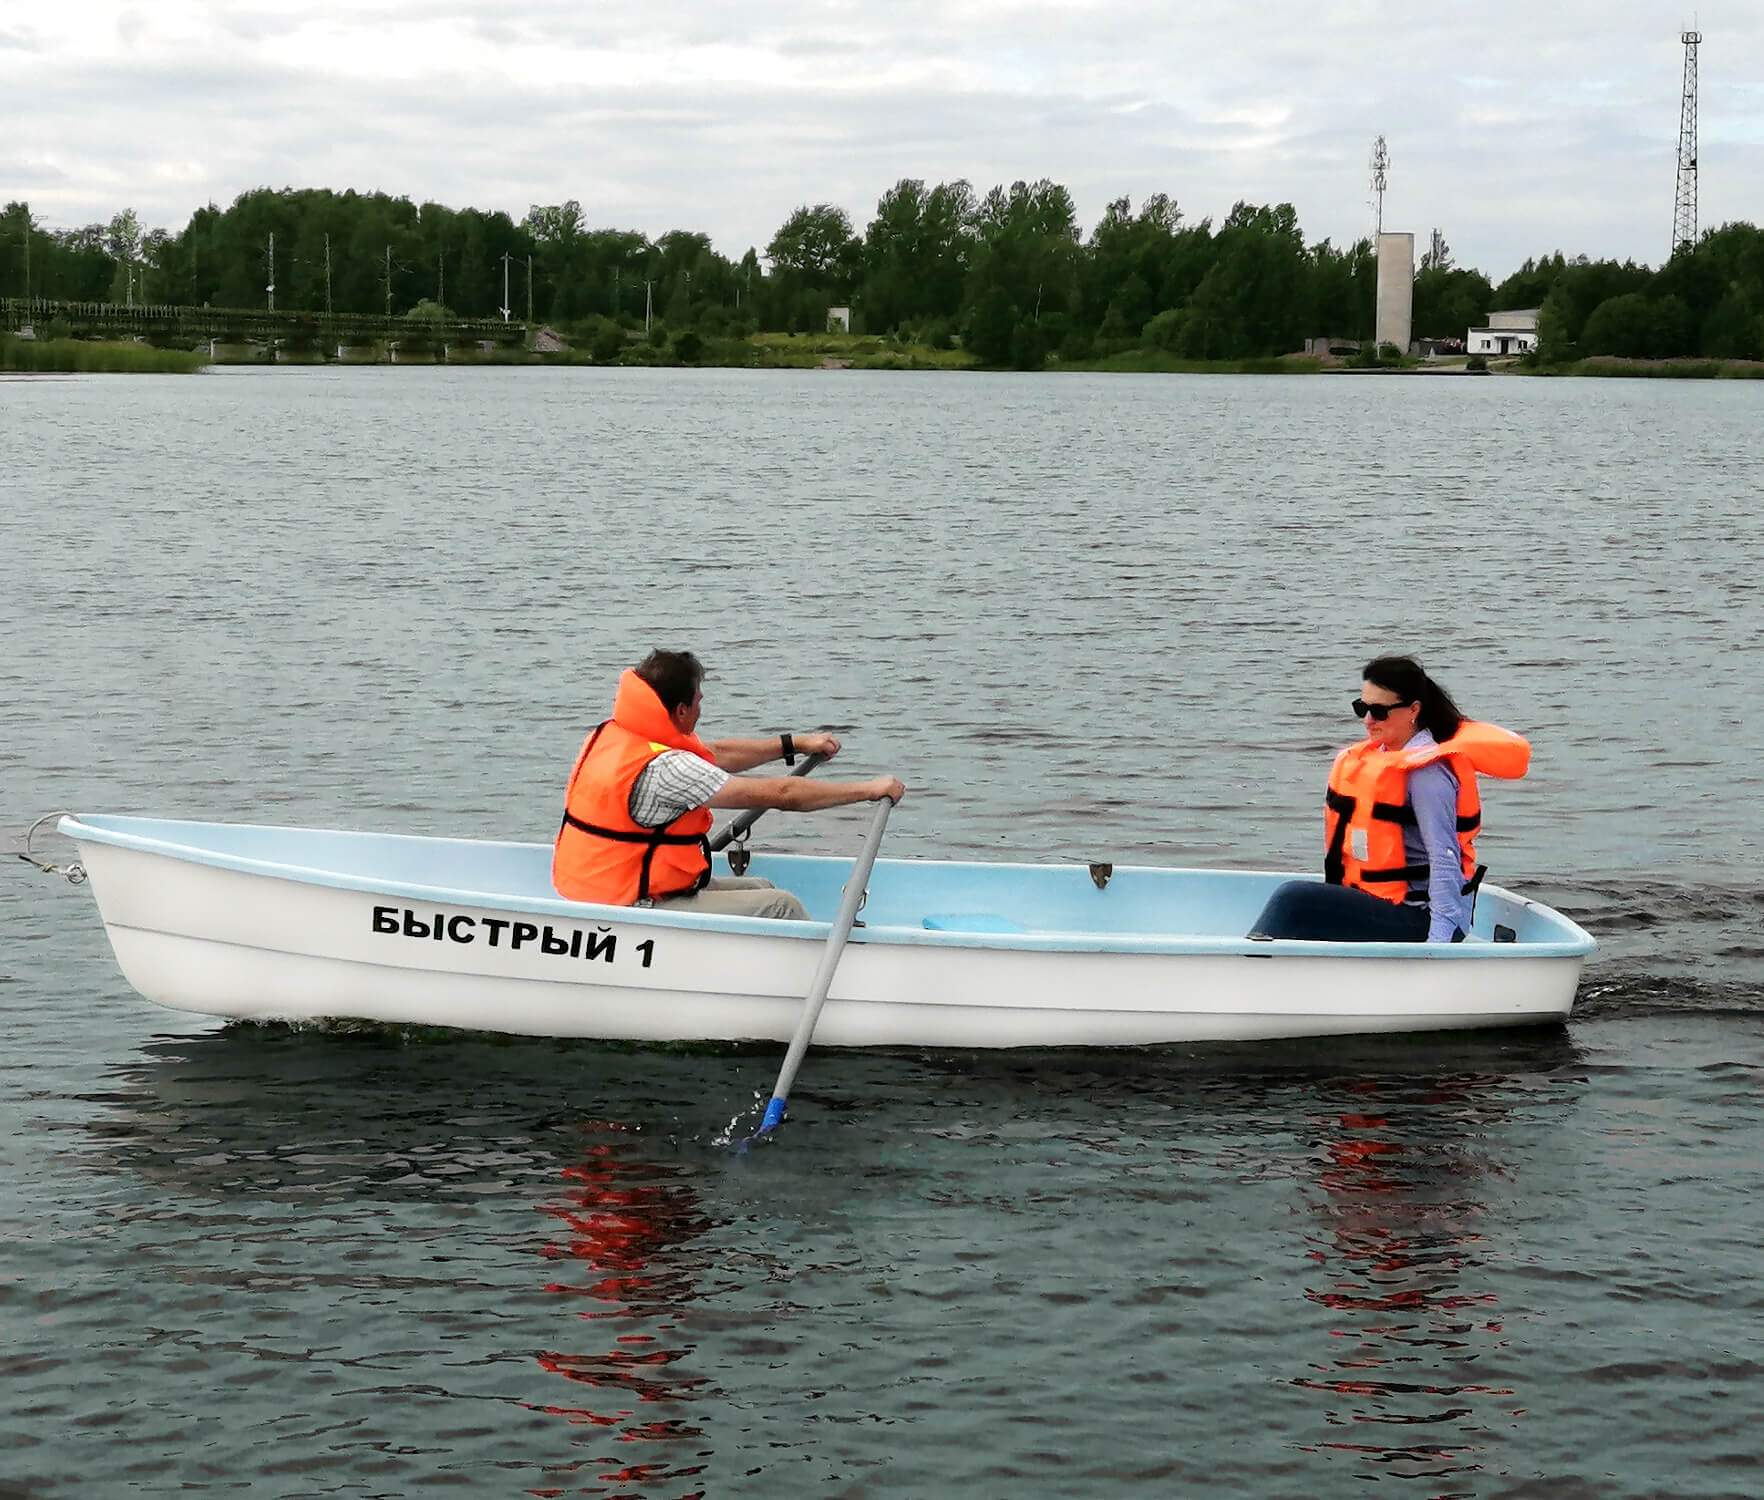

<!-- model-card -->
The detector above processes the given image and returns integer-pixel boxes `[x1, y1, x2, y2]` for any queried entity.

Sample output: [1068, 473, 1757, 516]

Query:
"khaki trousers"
[655, 875, 808, 921]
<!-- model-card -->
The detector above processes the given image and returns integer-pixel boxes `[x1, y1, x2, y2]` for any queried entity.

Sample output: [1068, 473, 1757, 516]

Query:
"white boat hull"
[63, 817, 1595, 1047]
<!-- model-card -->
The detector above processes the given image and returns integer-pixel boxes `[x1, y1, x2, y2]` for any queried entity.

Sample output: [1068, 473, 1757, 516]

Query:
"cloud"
[4, 0, 1762, 279]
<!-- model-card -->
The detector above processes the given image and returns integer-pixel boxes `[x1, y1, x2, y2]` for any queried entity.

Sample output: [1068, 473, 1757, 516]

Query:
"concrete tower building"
[1375, 232, 1414, 354]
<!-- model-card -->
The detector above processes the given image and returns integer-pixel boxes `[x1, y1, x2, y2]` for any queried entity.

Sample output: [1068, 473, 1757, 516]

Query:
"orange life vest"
[552, 670, 718, 905]
[1323, 721, 1531, 907]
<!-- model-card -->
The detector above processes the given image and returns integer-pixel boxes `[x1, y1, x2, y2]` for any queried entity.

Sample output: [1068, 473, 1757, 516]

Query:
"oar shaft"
[759, 796, 894, 1133]
[710, 752, 828, 853]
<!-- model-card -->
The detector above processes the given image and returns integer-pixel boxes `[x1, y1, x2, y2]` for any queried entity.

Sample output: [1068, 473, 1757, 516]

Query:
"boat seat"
[921, 913, 1027, 934]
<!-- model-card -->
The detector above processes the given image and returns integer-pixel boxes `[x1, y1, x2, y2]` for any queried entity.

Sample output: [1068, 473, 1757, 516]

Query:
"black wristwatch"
[781, 732, 796, 766]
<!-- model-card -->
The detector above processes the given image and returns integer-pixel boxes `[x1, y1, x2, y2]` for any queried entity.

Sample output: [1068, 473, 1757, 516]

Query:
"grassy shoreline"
[1533, 356, 1764, 380]
[10, 329, 1764, 380]
[1, 335, 208, 373]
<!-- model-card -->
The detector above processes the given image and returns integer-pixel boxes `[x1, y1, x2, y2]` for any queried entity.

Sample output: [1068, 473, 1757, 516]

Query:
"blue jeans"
[1247, 880, 1435, 943]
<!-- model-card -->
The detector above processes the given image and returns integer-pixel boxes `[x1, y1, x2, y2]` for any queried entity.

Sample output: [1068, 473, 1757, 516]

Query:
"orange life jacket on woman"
[1323, 721, 1531, 907]
[552, 670, 718, 905]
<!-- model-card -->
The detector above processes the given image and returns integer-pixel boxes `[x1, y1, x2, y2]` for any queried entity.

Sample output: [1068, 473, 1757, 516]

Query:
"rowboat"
[50, 813, 1595, 1046]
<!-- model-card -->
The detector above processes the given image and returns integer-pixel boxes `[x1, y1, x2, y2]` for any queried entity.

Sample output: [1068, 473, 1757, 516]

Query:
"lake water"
[3, 366, 1762, 1498]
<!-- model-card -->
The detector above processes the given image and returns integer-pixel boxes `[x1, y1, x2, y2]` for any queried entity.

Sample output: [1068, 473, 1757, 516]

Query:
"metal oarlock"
[18, 810, 86, 884]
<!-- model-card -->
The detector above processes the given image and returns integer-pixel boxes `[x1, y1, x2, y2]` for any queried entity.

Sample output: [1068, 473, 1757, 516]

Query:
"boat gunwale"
[59, 813, 1598, 961]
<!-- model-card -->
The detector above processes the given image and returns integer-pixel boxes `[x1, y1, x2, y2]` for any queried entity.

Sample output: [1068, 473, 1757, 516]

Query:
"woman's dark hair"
[635, 649, 706, 712]
[1363, 654, 1463, 742]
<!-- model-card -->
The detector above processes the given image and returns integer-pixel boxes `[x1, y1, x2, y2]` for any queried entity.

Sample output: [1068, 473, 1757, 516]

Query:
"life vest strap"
[560, 811, 705, 846]
[1360, 861, 1430, 885]
[636, 836, 712, 903]
[1323, 790, 1354, 885]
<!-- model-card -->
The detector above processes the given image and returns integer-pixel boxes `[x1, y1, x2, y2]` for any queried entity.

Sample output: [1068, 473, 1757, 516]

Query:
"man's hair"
[634, 649, 706, 713]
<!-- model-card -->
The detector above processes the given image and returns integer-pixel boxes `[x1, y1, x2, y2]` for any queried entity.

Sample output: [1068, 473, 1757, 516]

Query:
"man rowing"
[552, 649, 905, 918]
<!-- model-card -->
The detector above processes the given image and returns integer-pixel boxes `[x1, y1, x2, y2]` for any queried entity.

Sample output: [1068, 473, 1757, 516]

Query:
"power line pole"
[266, 231, 275, 312]
[324, 233, 332, 316]
[1673, 29, 1701, 257]
[437, 250, 444, 308]
[500, 252, 512, 322]
[384, 245, 393, 316]
[527, 255, 533, 323]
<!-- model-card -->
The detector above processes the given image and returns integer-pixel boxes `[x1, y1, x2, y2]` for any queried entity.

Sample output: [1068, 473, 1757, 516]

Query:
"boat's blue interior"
[63, 814, 1594, 954]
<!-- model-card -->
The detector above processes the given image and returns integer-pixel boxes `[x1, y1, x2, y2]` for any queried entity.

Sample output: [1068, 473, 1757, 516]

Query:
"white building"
[1468, 308, 1540, 356]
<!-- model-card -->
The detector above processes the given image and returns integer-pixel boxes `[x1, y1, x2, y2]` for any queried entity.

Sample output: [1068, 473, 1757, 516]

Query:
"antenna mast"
[1673, 30, 1701, 256]
[1369, 136, 1389, 238]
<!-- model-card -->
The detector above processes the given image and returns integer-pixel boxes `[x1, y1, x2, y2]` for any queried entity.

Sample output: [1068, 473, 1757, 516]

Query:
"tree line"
[4, 185, 1762, 364]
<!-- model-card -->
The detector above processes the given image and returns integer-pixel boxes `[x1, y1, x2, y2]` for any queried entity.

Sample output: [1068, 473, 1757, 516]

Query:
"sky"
[4, 2, 1762, 284]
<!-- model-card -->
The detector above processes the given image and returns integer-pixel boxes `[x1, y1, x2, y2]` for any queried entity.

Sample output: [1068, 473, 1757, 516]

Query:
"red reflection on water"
[526, 1123, 715, 1498]
[1294, 1078, 1520, 1491]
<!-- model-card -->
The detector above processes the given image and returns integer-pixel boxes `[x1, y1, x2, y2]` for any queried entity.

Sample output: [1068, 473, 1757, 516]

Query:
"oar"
[709, 751, 828, 853]
[756, 795, 896, 1136]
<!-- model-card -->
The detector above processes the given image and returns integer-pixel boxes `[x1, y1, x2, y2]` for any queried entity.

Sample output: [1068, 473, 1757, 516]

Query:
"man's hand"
[795, 731, 841, 760]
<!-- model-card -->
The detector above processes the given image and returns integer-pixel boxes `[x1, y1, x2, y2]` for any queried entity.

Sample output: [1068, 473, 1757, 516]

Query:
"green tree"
[1142, 307, 1185, 351]
[1309, 237, 1374, 341]
[767, 204, 859, 294]
[1, 201, 40, 299]
[523, 200, 585, 246]
[858, 178, 978, 333]
[103, 208, 146, 304]
[1492, 253, 1568, 311]
[1081, 193, 1184, 339]
[1651, 294, 1694, 356]
[1534, 289, 1577, 363]
[1702, 287, 1762, 360]
[1412, 265, 1493, 341]
[962, 284, 1018, 365]
[1099, 271, 1152, 342]
[1579, 293, 1657, 358]
[1419, 228, 1453, 272]
[960, 179, 1081, 367]
[1175, 202, 1310, 358]
[587, 317, 626, 361]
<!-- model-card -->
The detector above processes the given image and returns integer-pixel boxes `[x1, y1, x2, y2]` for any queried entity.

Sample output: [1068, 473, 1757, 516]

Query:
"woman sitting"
[1248, 655, 1530, 943]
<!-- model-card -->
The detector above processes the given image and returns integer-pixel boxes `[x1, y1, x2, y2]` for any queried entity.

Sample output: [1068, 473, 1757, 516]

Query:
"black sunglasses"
[1352, 697, 1412, 721]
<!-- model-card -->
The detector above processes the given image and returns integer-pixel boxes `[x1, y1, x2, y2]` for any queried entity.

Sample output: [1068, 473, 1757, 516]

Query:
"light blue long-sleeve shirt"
[1399, 729, 1472, 941]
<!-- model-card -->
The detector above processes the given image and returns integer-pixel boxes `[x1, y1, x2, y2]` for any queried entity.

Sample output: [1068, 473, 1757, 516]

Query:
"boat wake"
[1535, 874, 1764, 1018]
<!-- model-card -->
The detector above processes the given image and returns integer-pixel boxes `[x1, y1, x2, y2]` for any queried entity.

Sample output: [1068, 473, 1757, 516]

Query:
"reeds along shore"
[5, 330, 1760, 379]
[0, 336, 208, 374]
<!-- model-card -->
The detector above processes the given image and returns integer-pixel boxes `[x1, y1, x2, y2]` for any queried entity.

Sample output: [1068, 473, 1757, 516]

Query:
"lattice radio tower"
[1672, 29, 1701, 256]
[1370, 136, 1389, 237]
